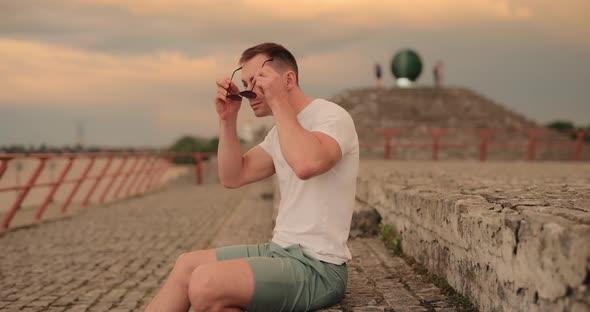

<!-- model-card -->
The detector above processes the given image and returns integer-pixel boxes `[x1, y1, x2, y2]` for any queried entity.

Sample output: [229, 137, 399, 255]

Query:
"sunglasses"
[226, 58, 274, 101]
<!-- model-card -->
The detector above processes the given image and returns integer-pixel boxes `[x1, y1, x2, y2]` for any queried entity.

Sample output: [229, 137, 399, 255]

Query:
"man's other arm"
[273, 107, 342, 180]
[217, 118, 275, 189]
[268, 96, 343, 181]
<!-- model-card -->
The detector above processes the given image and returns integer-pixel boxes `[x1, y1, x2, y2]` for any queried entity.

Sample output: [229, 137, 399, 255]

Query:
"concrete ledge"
[356, 160, 590, 312]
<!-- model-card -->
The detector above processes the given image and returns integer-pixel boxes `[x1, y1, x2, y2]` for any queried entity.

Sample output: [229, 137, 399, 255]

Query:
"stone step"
[356, 160, 590, 312]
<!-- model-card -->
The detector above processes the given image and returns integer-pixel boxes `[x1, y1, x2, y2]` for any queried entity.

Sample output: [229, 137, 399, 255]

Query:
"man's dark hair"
[240, 42, 299, 84]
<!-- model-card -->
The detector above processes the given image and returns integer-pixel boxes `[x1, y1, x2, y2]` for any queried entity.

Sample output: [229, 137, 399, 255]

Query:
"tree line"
[546, 121, 590, 142]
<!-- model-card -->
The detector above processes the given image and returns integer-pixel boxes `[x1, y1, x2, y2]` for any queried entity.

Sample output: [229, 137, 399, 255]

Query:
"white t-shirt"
[259, 98, 359, 264]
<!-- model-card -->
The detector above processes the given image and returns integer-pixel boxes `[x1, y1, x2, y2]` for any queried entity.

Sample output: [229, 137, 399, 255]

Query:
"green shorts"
[216, 241, 347, 312]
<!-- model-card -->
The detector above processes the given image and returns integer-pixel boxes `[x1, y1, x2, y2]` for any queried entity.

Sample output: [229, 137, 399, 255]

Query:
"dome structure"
[391, 50, 423, 87]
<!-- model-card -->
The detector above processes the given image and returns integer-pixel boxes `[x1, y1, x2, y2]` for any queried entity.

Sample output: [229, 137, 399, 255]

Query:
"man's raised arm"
[215, 78, 275, 188]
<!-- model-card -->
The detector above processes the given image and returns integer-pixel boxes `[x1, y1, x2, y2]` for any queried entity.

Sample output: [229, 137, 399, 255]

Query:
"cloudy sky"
[1, 0, 589, 148]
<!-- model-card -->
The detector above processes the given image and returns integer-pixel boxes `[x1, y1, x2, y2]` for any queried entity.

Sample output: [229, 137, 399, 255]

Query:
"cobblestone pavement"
[0, 181, 248, 312]
[322, 238, 462, 312]
[1, 178, 463, 311]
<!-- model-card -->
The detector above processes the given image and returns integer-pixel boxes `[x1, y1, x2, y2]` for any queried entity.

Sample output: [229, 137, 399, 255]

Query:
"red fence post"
[527, 129, 539, 161]
[99, 156, 128, 204]
[113, 156, 140, 200]
[2, 157, 48, 229]
[125, 156, 150, 197]
[36, 157, 74, 220]
[61, 156, 95, 213]
[573, 131, 585, 161]
[195, 153, 203, 185]
[432, 129, 441, 161]
[384, 131, 393, 160]
[0, 158, 9, 180]
[479, 129, 490, 162]
[82, 156, 113, 207]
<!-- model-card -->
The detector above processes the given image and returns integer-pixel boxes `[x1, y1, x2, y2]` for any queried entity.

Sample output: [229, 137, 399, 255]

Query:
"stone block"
[356, 160, 590, 311]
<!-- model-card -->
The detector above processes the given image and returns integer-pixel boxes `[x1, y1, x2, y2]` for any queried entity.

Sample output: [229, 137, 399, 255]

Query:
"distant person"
[433, 60, 444, 88]
[146, 42, 359, 311]
[375, 63, 382, 88]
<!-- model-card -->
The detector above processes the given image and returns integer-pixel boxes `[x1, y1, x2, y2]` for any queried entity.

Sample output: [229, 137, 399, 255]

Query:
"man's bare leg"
[188, 259, 254, 312]
[145, 249, 217, 312]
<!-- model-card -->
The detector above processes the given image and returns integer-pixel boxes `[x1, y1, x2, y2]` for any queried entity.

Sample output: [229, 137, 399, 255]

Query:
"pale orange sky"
[1, 0, 589, 146]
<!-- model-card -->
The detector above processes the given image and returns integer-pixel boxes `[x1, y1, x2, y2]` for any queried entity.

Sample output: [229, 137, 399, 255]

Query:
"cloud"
[523, 0, 590, 46]
[242, 0, 533, 28]
[85, 0, 533, 26]
[0, 38, 227, 107]
[0, 37, 274, 144]
[1, 0, 589, 147]
[0, 38, 236, 141]
[3, 0, 588, 59]
[299, 45, 370, 91]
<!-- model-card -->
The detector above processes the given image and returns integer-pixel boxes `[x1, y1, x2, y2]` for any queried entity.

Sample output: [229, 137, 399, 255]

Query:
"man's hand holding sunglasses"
[253, 66, 289, 113]
[215, 78, 242, 121]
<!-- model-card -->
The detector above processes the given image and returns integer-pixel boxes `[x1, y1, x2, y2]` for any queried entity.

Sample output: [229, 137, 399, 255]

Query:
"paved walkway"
[1, 178, 466, 312]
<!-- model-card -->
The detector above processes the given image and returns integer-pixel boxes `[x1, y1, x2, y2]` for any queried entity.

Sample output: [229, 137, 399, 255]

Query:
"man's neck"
[288, 89, 315, 116]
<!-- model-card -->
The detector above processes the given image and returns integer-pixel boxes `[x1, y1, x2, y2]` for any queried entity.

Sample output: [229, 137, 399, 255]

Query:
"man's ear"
[285, 70, 297, 90]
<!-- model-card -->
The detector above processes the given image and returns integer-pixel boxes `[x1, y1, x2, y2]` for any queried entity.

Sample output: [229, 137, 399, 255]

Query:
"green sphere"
[391, 50, 423, 81]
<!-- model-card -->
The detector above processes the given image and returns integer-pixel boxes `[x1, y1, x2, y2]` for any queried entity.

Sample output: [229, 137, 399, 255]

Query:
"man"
[375, 63, 382, 88]
[433, 60, 444, 88]
[146, 43, 359, 312]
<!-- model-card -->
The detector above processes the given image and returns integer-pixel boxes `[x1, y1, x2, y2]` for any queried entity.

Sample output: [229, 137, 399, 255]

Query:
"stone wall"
[356, 160, 590, 312]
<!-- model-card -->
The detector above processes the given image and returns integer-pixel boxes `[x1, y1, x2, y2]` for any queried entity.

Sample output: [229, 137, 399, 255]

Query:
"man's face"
[240, 54, 274, 117]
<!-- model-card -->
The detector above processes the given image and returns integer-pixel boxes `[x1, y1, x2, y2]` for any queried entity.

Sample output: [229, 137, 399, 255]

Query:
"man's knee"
[171, 249, 217, 287]
[188, 265, 223, 311]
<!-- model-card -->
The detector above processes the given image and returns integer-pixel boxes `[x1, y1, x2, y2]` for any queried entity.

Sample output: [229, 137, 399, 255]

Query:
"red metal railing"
[359, 128, 588, 161]
[2, 128, 585, 229]
[0, 152, 214, 230]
